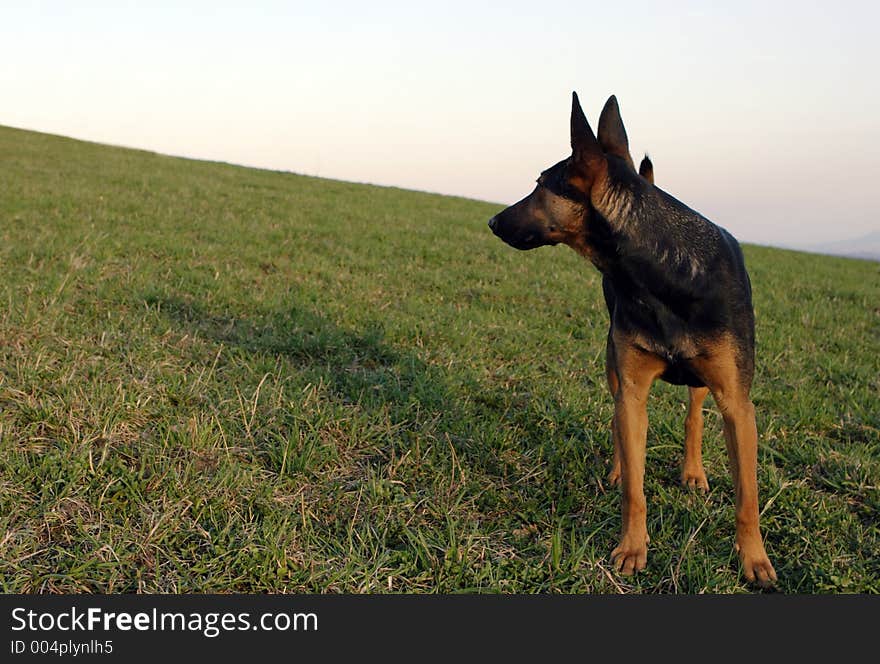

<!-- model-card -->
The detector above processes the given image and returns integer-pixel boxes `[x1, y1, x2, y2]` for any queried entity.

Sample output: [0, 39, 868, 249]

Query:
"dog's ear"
[638, 155, 654, 184]
[597, 95, 635, 170]
[570, 92, 604, 178]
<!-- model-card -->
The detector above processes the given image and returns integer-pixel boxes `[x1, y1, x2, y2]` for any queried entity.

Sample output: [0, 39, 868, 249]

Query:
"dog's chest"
[612, 290, 704, 360]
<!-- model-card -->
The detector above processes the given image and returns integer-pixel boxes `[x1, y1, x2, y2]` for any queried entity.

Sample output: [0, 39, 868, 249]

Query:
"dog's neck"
[580, 169, 718, 286]
[563, 175, 637, 271]
[592, 180, 637, 233]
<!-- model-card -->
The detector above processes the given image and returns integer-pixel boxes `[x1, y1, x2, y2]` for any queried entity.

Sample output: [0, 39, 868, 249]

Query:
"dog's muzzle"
[488, 217, 498, 231]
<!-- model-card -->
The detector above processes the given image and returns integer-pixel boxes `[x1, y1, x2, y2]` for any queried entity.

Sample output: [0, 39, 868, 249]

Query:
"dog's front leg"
[605, 333, 622, 486]
[610, 341, 666, 576]
[691, 340, 777, 587]
[611, 387, 650, 574]
[719, 398, 776, 586]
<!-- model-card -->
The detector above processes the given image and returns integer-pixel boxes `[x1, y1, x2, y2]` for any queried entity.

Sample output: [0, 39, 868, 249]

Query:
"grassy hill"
[1, 125, 877, 593]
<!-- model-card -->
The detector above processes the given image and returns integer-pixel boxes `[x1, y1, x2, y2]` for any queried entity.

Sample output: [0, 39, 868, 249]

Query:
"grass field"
[1, 125, 878, 593]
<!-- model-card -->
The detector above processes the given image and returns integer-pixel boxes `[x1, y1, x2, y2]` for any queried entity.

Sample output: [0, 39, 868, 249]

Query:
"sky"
[2, 1, 878, 248]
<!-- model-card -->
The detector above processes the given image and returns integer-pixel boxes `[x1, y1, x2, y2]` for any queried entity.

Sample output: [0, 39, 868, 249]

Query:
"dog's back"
[594, 158, 755, 383]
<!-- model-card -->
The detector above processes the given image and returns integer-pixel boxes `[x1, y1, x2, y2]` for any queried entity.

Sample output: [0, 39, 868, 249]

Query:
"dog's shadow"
[145, 291, 613, 502]
[148, 293, 460, 418]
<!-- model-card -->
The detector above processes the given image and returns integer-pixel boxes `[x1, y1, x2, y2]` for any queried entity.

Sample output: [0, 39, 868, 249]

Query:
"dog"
[487, 92, 776, 586]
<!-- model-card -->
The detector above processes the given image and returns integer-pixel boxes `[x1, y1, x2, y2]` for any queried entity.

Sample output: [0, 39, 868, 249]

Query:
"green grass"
[1, 125, 878, 594]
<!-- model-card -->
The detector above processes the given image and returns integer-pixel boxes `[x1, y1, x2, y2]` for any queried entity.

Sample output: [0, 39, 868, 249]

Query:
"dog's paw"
[611, 534, 649, 576]
[607, 465, 621, 487]
[736, 539, 777, 588]
[680, 466, 709, 492]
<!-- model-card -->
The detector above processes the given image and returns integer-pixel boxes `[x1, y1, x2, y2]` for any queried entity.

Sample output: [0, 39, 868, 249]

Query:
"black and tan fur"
[487, 93, 776, 586]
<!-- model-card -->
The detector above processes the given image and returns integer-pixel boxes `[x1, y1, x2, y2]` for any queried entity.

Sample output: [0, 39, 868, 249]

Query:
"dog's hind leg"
[609, 339, 667, 576]
[682, 386, 710, 491]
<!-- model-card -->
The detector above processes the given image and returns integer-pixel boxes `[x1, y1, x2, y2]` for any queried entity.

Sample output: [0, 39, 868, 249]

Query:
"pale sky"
[2, 1, 878, 247]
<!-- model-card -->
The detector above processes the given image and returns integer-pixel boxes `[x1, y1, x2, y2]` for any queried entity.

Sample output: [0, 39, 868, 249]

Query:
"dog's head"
[488, 93, 650, 256]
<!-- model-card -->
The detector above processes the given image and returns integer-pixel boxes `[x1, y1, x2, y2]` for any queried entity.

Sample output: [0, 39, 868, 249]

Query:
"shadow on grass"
[148, 292, 465, 417]
[143, 291, 614, 505]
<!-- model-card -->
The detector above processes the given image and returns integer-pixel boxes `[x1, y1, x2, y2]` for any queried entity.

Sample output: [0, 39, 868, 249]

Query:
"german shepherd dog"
[487, 93, 776, 586]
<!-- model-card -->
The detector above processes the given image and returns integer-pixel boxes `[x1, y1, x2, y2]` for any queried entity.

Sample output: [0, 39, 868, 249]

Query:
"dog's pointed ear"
[638, 154, 654, 184]
[597, 95, 635, 170]
[570, 92, 604, 172]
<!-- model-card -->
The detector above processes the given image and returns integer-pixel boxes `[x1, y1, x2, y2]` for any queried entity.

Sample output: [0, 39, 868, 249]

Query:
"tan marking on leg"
[605, 335, 621, 486]
[681, 386, 710, 491]
[689, 336, 776, 586]
[609, 336, 667, 576]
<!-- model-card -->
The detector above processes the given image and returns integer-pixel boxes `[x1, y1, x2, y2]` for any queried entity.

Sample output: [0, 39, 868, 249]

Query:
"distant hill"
[806, 230, 880, 262]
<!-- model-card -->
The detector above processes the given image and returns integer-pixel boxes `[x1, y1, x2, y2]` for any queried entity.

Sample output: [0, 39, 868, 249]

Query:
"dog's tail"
[638, 154, 654, 184]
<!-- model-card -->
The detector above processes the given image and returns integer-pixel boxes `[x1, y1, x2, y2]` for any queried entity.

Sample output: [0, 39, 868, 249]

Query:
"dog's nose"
[488, 217, 497, 231]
